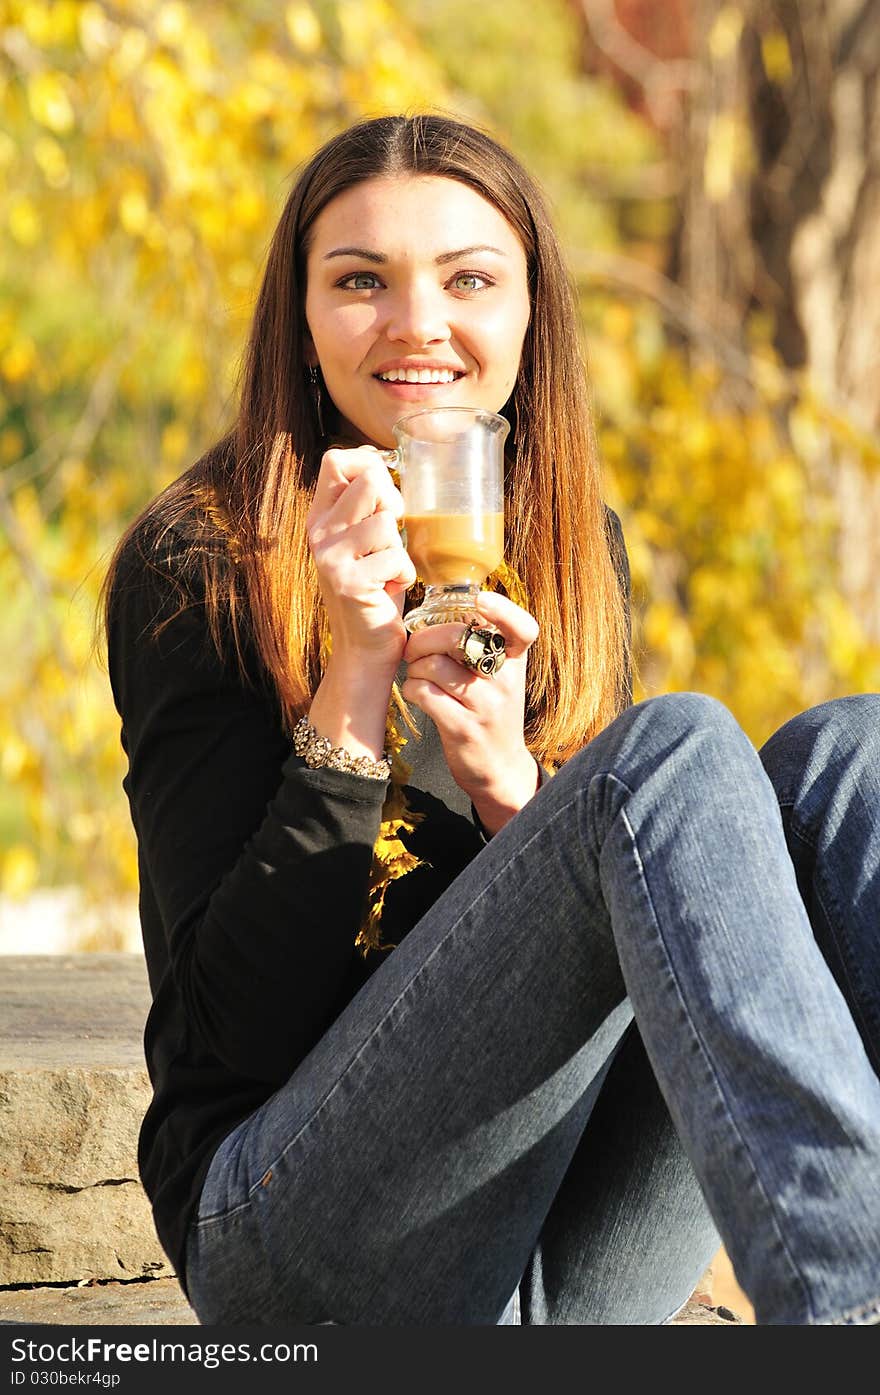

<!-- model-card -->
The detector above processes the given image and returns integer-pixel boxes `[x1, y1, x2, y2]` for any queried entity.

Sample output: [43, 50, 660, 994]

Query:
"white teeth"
[378, 368, 459, 383]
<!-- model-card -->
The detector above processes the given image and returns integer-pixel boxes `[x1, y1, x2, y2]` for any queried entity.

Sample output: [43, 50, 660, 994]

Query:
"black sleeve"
[107, 539, 388, 1086]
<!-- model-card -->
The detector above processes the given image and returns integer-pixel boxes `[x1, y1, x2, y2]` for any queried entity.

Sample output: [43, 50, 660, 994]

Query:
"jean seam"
[828, 1295, 880, 1325]
[196, 1197, 252, 1230]
[617, 791, 815, 1324]
[194, 1116, 259, 1228]
[813, 863, 880, 1067]
[775, 799, 819, 854]
[783, 805, 879, 1061]
[251, 795, 584, 1191]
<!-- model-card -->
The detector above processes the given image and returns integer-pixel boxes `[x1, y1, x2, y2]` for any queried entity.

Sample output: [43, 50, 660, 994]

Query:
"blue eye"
[342, 271, 380, 290]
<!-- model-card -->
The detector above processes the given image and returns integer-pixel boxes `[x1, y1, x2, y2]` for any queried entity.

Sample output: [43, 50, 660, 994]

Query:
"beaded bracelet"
[292, 715, 392, 781]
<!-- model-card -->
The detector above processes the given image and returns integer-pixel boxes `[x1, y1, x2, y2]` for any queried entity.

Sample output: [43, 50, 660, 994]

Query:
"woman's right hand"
[307, 445, 417, 675]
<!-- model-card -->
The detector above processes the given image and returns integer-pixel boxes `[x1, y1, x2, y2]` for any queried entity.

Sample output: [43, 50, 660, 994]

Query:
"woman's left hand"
[401, 591, 541, 835]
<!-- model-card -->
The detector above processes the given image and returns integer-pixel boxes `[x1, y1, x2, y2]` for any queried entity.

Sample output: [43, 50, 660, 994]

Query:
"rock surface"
[671, 1299, 742, 1325]
[0, 1279, 741, 1326]
[0, 955, 173, 1285]
[0, 1278, 197, 1326]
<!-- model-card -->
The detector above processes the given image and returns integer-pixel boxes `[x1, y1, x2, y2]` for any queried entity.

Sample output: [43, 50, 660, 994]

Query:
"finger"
[320, 537, 415, 593]
[327, 466, 404, 532]
[318, 509, 416, 591]
[400, 677, 473, 736]
[475, 591, 540, 648]
[309, 447, 371, 520]
[405, 654, 486, 706]
[316, 465, 402, 534]
[342, 511, 406, 560]
[310, 447, 402, 524]
[402, 622, 470, 666]
[403, 611, 533, 666]
[356, 546, 418, 593]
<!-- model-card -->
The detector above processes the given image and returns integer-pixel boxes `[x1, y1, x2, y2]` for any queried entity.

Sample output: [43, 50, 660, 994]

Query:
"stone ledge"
[0, 1278, 197, 1326]
[0, 954, 150, 1071]
[0, 955, 171, 1286]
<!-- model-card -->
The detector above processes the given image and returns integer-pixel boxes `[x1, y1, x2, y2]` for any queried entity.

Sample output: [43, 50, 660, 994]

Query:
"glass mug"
[382, 406, 509, 632]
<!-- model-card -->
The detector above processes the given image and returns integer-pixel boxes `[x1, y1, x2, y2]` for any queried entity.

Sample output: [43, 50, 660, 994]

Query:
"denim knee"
[759, 694, 880, 788]
[567, 690, 754, 819]
[639, 689, 740, 735]
[611, 690, 746, 762]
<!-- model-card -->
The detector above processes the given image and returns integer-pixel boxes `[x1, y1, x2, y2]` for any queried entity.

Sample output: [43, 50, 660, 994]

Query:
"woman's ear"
[303, 334, 318, 369]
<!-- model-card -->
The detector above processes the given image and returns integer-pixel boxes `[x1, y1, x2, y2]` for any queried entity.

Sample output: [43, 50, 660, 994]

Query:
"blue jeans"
[184, 693, 880, 1325]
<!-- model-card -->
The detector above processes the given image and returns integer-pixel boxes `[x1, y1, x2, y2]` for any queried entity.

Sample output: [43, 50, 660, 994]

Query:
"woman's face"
[304, 174, 531, 448]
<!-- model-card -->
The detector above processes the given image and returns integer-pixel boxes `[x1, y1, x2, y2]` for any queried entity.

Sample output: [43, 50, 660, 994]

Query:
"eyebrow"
[322, 244, 508, 263]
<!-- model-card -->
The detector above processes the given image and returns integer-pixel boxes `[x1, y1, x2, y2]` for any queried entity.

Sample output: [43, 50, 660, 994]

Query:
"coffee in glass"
[383, 406, 508, 631]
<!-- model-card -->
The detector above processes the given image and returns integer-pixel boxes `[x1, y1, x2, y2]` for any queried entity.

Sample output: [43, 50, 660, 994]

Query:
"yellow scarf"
[351, 558, 531, 956]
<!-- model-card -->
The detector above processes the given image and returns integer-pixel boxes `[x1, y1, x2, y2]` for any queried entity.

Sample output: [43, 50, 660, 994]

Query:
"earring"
[308, 364, 325, 438]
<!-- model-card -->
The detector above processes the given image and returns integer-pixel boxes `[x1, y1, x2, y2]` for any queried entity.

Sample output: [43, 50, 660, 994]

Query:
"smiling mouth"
[375, 368, 465, 384]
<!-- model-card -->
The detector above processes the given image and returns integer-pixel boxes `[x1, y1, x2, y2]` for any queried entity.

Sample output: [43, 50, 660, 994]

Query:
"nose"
[384, 279, 451, 348]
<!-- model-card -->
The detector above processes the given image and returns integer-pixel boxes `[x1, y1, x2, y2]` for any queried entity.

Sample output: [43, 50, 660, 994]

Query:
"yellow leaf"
[761, 32, 792, 84]
[11, 482, 43, 541]
[107, 94, 140, 142]
[21, 3, 52, 45]
[34, 135, 70, 189]
[119, 189, 150, 235]
[8, 197, 41, 247]
[286, 3, 323, 54]
[110, 27, 150, 80]
[603, 303, 633, 341]
[27, 72, 76, 134]
[229, 258, 256, 288]
[2, 337, 38, 383]
[78, 2, 121, 59]
[47, 1, 80, 44]
[232, 80, 274, 119]
[179, 354, 207, 397]
[2, 734, 31, 780]
[231, 187, 265, 228]
[0, 428, 25, 462]
[2, 845, 39, 900]
[166, 224, 195, 259]
[156, 3, 188, 46]
[161, 421, 189, 463]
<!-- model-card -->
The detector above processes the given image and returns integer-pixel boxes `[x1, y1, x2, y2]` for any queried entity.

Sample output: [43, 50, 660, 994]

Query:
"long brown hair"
[101, 114, 631, 762]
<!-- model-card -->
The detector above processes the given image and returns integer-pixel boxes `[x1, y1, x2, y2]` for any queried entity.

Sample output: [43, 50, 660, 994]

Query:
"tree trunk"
[580, 0, 880, 638]
[753, 0, 879, 640]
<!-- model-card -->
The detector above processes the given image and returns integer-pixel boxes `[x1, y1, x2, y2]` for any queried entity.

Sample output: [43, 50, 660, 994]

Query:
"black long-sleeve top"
[106, 507, 631, 1295]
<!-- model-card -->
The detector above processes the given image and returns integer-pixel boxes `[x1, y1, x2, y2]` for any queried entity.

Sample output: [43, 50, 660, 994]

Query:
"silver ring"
[456, 623, 506, 678]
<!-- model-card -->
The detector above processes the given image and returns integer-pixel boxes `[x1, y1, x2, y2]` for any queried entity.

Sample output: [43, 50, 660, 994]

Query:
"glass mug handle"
[379, 448, 406, 545]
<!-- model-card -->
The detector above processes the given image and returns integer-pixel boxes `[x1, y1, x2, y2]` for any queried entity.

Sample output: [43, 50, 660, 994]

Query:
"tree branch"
[570, 245, 880, 443]
[577, 0, 701, 125]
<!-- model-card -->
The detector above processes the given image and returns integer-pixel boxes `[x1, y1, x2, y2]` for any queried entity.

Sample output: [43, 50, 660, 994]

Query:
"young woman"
[103, 114, 880, 1326]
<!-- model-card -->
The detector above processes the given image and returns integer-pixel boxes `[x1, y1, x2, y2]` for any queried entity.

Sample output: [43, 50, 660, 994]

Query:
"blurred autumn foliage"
[1, 0, 878, 941]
